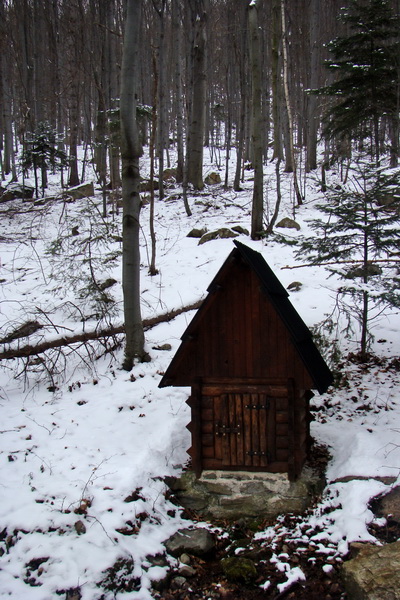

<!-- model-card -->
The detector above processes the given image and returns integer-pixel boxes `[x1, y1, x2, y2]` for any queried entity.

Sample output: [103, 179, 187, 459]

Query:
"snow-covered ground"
[0, 149, 400, 599]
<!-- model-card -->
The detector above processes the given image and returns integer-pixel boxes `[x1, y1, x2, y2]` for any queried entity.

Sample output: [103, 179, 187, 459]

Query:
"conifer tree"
[297, 161, 400, 357]
[315, 0, 400, 163]
[22, 122, 69, 197]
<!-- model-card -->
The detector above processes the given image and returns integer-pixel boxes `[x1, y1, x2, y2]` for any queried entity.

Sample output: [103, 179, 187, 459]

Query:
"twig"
[35, 307, 74, 335]
[81, 458, 109, 500]
[86, 514, 118, 544]
[30, 450, 53, 474]
[26, 415, 56, 435]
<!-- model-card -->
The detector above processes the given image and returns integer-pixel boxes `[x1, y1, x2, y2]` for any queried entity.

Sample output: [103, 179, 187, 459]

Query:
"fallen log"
[0, 300, 203, 361]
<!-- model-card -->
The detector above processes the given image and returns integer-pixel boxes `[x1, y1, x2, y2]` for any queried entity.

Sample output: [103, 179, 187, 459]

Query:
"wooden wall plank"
[267, 396, 277, 463]
[259, 393, 268, 467]
[201, 408, 214, 422]
[214, 393, 223, 461]
[189, 382, 202, 477]
[244, 393, 253, 468]
[201, 421, 214, 434]
[236, 393, 245, 465]
[252, 393, 261, 468]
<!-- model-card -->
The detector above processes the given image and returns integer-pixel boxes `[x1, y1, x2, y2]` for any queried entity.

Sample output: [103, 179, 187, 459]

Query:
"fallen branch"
[281, 258, 400, 270]
[0, 320, 43, 344]
[0, 300, 202, 361]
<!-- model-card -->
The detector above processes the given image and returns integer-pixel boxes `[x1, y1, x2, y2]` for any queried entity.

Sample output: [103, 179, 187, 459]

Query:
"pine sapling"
[297, 160, 400, 358]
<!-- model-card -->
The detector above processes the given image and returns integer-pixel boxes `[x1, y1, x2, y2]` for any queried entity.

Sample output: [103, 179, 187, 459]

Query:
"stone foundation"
[166, 467, 325, 520]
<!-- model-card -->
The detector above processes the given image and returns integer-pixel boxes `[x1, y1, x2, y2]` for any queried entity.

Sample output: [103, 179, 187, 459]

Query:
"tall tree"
[186, 0, 208, 190]
[315, 0, 400, 164]
[107, 2, 122, 189]
[64, 0, 81, 186]
[305, 0, 321, 172]
[120, 0, 146, 370]
[171, 0, 184, 184]
[152, 0, 168, 200]
[248, 0, 264, 239]
[0, 0, 14, 178]
[280, 0, 302, 204]
[92, 0, 108, 189]
[271, 0, 284, 163]
[233, 0, 248, 192]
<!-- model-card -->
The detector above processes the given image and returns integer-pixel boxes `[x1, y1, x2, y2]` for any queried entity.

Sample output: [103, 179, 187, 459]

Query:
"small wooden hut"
[159, 241, 333, 480]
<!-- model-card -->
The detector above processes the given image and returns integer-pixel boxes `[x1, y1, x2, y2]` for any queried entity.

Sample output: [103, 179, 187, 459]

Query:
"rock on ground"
[198, 228, 238, 245]
[0, 183, 35, 202]
[204, 172, 222, 185]
[65, 181, 94, 199]
[342, 541, 400, 600]
[164, 527, 215, 558]
[276, 217, 301, 230]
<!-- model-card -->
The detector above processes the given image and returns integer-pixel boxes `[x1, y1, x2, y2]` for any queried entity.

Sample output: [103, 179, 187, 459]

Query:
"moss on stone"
[221, 557, 257, 583]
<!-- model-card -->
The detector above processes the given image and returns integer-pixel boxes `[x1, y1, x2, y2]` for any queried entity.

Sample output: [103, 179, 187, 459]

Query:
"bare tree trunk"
[270, 0, 292, 173]
[66, 0, 80, 187]
[248, 0, 264, 239]
[360, 204, 369, 358]
[389, 115, 399, 168]
[93, 1, 108, 199]
[224, 64, 232, 188]
[234, 0, 247, 192]
[271, 0, 284, 162]
[186, 0, 207, 191]
[172, 0, 184, 183]
[266, 157, 282, 234]
[32, 0, 44, 126]
[0, 9, 11, 177]
[149, 51, 158, 276]
[108, 2, 122, 189]
[234, 95, 246, 191]
[49, 0, 65, 188]
[154, 0, 167, 200]
[2, 73, 14, 177]
[305, 0, 320, 172]
[94, 86, 107, 215]
[120, 0, 146, 370]
[18, 0, 35, 133]
[280, 0, 302, 205]
[93, 29, 109, 216]
[94, 93, 107, 185]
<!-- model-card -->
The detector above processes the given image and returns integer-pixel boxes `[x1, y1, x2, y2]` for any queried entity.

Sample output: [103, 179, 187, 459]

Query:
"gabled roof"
[159, 240, 333, 394]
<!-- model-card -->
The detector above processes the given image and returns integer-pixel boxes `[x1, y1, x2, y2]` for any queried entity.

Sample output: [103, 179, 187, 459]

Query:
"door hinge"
[215, 423, 241, 436]
[245, 401, 269, 410]
[246, 450, 270, 460]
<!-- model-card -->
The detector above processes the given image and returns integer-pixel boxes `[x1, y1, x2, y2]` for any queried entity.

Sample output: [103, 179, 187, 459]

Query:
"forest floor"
[155, 355, 400, 600]
[0, 150, 400, 599]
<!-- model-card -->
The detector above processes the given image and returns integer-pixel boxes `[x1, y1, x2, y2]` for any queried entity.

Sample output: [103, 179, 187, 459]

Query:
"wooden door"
[199, 382, 290, 472]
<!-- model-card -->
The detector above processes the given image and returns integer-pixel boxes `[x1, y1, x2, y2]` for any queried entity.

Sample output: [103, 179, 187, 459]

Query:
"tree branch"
[0, 300, 203, 361]
[282, 258, 400, 270]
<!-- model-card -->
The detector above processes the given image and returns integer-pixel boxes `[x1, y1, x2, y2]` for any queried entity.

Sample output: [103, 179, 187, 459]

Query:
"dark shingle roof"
[159, 241, 333, 394]
[232, 240, 333, 393]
